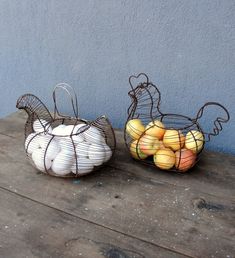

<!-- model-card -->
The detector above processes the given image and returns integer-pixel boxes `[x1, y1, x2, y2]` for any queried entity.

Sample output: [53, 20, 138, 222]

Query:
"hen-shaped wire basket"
[16, 83, 116, 177]
[124, 73, 230, 172]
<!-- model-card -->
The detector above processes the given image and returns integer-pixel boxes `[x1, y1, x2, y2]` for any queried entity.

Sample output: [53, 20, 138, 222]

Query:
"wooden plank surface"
[0, 187, 183, 258]
[0, 112, 234, 258]
[113, 131, 235, 199]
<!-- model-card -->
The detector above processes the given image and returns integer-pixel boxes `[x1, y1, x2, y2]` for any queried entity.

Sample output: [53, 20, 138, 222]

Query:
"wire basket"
[124, 73, 230, 172]
[16, 83, 116, 177]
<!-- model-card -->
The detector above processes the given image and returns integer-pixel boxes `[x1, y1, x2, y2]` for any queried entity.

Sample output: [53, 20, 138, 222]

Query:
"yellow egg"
[145, 120, 165, 139]
[126, 119, 145, 140]
[130, 140, 148, 160]
[163, 129, 185, 151]
[185, 130, 204, 153]
[139, 134, 160, 155]
[154, 148, 175, 170]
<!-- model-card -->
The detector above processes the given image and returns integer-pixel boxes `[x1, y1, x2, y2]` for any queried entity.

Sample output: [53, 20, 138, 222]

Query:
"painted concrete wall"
[0, 0, 234, 154]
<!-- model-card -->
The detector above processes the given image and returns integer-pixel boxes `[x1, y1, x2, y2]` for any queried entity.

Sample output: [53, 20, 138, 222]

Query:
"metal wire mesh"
[16, 84, 116, 177]
[124, 73, 230, 172]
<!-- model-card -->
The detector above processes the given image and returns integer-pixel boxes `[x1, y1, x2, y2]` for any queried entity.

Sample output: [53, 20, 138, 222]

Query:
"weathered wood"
[0, 111, 234, 257]
[0, 111, 25, 137]
[0, 188, 183, 258]
[1, 111, 235, 199]
[113, 131, 235, 200]
[0, 139, 234, 257]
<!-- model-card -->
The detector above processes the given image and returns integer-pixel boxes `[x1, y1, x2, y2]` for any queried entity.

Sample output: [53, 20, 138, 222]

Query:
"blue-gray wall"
[0, 0, 234, 154]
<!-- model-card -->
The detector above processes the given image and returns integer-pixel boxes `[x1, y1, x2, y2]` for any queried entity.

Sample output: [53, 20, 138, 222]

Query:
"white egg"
[83, 126, 105, 144]
[75, 142, 90, 158]
[103, 144, 112, 163]
[71, 134, 84, 145]
[38, 134, 53, 149]
[71, 157, 94, 175]
[42, 139, 61, 160]
[88, 143, 105, 166]
[51, 151, 74, 175]
[59, 138, 75, 154]
[33, 119, 52, 133]
[32, 148, 52, 172]
[52, 125, 83, 144]
[63, 125, 76, 135]
[52, 123, 86, 143]
[51, 124, 67, 136]
[25, 133, 41, 154]
[70, 123, 88, 144]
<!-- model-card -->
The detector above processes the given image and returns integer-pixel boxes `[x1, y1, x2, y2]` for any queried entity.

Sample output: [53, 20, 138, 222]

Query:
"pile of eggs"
[126, 119, 204, 172]
[25, 119, 112, 176]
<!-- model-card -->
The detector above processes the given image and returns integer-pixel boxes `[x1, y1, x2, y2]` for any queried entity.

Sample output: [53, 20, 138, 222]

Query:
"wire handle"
[194, 102, 230, 141]
[53, 83, 79, 119]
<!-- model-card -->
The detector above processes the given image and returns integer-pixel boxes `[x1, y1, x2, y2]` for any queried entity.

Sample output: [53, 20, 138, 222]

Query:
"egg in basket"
[16, 83, 116, 177]
[124, 73, 230, 172]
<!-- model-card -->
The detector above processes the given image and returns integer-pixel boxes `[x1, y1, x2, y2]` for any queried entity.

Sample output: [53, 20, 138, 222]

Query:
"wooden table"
[0, 112, 234, 258]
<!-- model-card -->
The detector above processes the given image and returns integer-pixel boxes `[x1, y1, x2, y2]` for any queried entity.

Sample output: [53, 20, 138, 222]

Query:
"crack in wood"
[193, 198, 226, 211]
[0, 132, 16, 138]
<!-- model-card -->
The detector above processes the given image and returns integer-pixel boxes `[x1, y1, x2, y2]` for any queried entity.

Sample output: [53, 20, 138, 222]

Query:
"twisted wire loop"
[16, 86, 116, 178]
[194, 102, 230, 142]
[125, 73, 230, 173]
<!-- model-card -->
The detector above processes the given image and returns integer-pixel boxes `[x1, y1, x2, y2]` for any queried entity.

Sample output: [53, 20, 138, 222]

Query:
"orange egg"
[126, 119, 145, 140]
[130, 140, 148, 160]
[163, 129, 185, 151]
[145, 120, 165, 140]
[175, 148, 196, 172]
[154, 148, 175, 170]
[139, 134, 160, 155]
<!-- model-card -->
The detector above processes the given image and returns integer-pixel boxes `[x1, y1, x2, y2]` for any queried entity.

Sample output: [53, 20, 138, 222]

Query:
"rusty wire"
[124, 73, 230, 172]
[16, 84, 116, 177]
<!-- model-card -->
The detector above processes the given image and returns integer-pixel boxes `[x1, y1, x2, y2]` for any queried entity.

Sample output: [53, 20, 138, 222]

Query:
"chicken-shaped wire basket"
[124, 73, 230, 172]
[16, 83, 116, 177]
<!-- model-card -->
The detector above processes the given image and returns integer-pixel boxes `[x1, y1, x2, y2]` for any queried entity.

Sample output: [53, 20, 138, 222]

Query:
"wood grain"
[0, 188, 184, 258]
[113, 131, 235, 200]
[0, 112, 234, 257]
